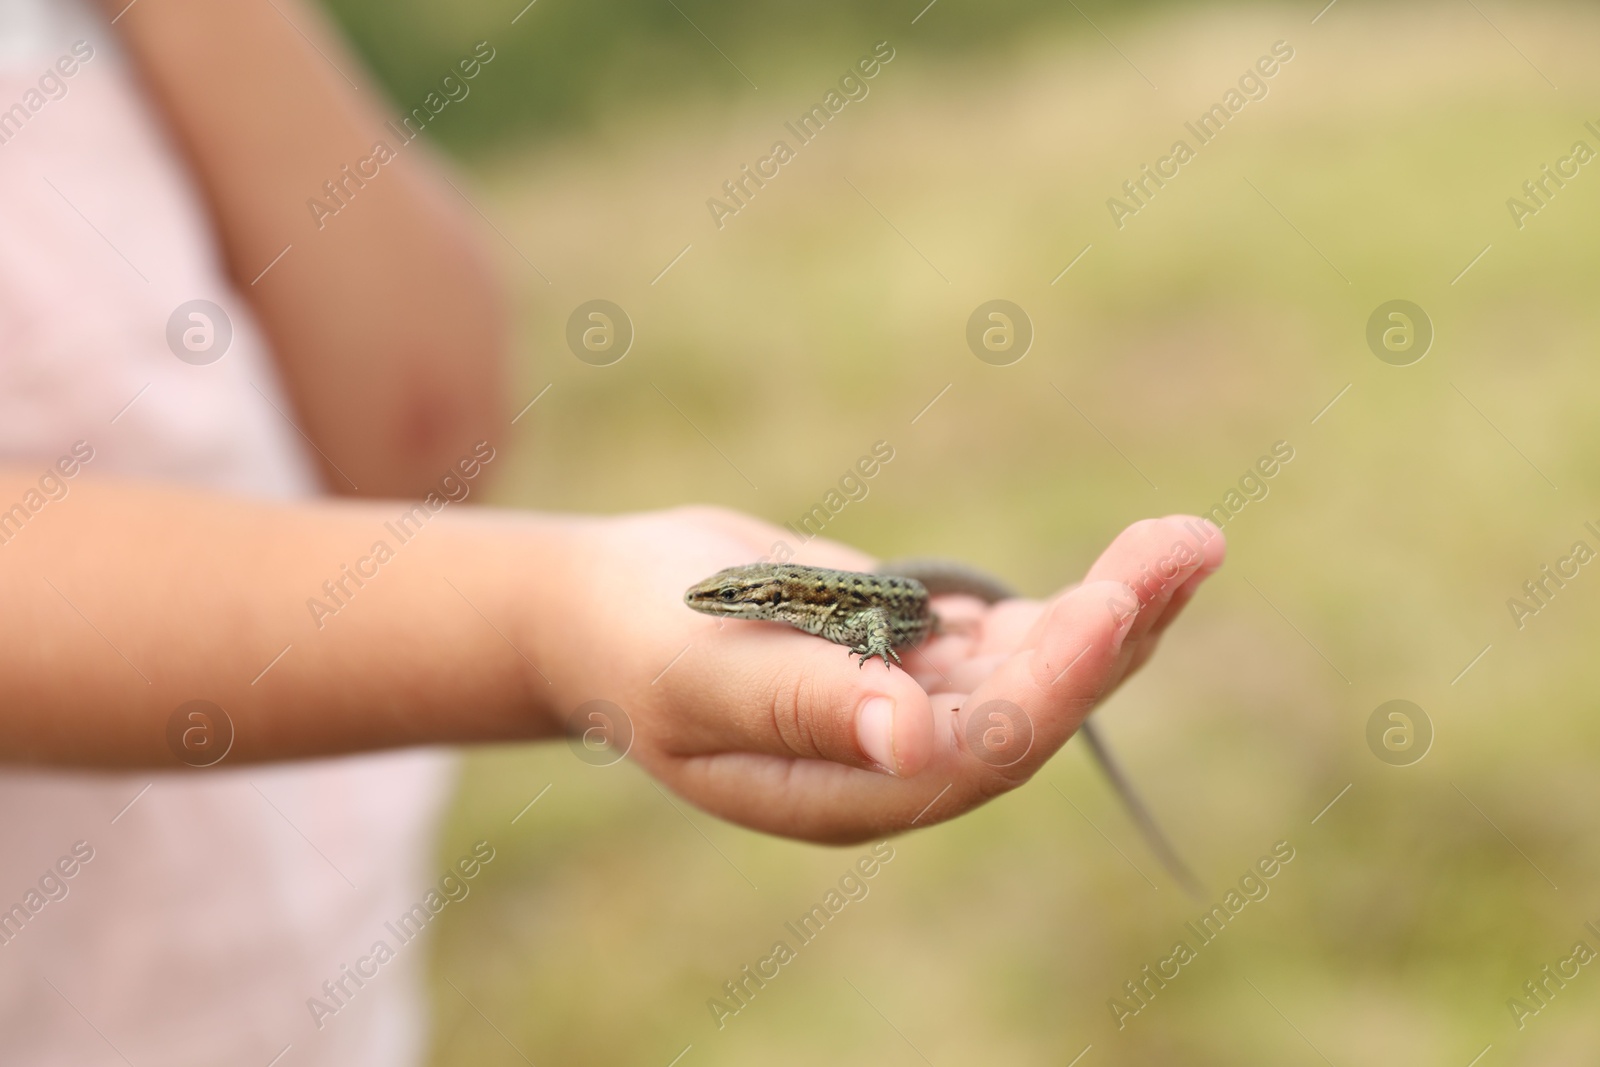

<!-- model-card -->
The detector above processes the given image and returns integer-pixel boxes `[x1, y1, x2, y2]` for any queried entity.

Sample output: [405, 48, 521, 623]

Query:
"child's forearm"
[102, 0, 508, 497]
[0, 471, 565, 767]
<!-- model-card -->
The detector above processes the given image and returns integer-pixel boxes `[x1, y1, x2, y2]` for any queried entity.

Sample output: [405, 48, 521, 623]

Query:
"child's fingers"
[660, 579, 1138, 842]
[1139, 511, 1222, 639]
[1081, 515, 1222, 644]
[652, 622, 936, 778]
[932, 578, 1139, 782]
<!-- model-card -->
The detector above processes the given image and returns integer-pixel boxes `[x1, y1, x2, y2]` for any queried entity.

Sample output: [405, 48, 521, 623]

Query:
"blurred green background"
[324, 1, 1600, 1063]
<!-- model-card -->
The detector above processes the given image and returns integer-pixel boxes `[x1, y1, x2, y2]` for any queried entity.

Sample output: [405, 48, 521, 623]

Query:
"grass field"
[419, 3, 1600, 1063]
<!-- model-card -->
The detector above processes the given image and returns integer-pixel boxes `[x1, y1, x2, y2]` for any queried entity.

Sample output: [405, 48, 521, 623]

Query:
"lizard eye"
[719, 588, 738, 601]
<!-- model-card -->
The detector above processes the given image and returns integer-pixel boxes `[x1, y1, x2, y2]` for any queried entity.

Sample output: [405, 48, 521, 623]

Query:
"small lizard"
[685, 559, 1204, 899]
[687, 562, 934, 667]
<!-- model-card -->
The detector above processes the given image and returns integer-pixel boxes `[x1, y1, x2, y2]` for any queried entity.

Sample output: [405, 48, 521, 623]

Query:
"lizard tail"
[1076, 721, 1207, 901]
[879, 558, 1207, 902]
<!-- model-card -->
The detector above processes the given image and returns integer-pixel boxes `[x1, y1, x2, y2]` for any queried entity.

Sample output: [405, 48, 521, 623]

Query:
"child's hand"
[530, 508, 1224, 844]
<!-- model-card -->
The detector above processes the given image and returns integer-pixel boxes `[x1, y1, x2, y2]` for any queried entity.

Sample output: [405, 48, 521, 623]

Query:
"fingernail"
[1110, 583, 1140, 654]
[856, 697, 898, 775]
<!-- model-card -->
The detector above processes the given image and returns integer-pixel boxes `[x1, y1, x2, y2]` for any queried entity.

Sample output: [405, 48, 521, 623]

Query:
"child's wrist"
[443, 510, 595, 741]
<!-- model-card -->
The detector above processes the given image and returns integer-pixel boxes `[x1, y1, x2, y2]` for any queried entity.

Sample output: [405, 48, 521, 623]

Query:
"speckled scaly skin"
[684, 563, 934, 667]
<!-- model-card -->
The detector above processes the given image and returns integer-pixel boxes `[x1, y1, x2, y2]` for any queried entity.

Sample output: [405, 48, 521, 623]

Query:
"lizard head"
[683, 564, 790, 618]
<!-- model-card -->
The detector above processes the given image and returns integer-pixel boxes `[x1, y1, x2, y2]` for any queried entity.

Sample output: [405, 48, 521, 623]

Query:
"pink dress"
[0, 3, 453, 1063]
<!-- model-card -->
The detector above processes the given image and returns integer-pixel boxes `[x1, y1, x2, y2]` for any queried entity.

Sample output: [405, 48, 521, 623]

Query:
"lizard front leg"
[824, 607, 901, 669]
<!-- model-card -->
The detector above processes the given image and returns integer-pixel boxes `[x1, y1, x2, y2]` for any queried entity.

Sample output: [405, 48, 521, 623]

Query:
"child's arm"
[0, 470, 1221, 843]
[102, 0, 508, 497]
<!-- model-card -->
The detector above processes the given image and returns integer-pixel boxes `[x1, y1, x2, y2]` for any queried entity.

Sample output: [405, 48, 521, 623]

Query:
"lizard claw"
[850, 645, 901, 670]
